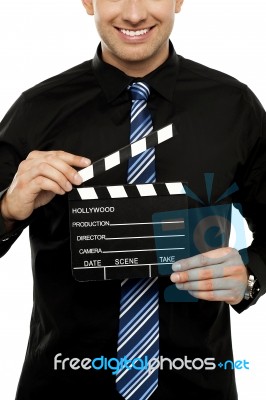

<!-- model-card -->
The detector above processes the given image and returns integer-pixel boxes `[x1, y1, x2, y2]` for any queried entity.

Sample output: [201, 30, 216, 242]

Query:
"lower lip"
[116, 28, 154, 42]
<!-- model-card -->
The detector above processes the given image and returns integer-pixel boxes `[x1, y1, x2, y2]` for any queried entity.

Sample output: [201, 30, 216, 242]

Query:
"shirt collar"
[92, 41, 180, 103]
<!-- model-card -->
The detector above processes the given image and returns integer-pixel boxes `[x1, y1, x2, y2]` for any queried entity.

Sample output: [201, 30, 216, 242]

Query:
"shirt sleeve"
[0, 95, 30, 257]
[232, 87, 266, 313]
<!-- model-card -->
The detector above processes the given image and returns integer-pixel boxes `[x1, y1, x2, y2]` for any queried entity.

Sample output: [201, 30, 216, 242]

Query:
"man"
[0, 0, 265, 399]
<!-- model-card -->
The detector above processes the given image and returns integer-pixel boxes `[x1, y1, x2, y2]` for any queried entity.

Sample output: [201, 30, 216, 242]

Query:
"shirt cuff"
[0, 188, 28, 254]
[231, 247, 265, 313]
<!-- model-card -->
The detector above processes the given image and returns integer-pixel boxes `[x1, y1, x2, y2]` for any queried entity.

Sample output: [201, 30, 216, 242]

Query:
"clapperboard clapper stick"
[68, 123, 190, 281]
[78, 124, 177, 184]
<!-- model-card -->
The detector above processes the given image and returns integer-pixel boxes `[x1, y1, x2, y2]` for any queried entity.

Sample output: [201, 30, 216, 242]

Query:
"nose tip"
[121, 1, 148, 24]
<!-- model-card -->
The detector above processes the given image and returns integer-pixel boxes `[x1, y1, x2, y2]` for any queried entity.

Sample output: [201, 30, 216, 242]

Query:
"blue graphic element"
[152, 208, 197, 303]
[204, 226, 226, 248]
[217, 360, 250, 370]
[205, 173, 214, 204]
[163, 285, 199, 303]
[183, 173, 239, 206]
[152, 174, 249, 303]
[152, 209, 190, 276]
[215, 182, 239, 203]
[182, 185, 204, 205]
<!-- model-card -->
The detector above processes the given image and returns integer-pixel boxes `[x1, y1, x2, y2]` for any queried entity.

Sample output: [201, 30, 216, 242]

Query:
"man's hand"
[170, 247, 248, 305]
[0, 150, 90, 224]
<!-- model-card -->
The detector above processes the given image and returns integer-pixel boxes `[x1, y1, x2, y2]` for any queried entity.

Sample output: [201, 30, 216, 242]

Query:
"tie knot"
[129, 81, 150, 101]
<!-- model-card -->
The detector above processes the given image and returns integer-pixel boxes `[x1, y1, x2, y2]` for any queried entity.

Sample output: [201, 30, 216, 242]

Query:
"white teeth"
[120, 28, 149, 37]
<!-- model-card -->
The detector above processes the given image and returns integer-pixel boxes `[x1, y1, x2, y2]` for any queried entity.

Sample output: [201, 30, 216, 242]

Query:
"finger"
[26, 176, 66, 197]
[18, 163, 75, 192]
[26, 150, 90, 168]
[187, 289, 244, 304]
[170, 264, 225, 283]
[172, 247, 238, 272]
[171, 264, 246, 285]
[21, 155, 88, 186]
[174, 277, 239, 292]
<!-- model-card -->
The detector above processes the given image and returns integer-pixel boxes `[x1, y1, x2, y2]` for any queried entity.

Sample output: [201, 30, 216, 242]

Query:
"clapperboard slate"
[69, 124, 190, 281]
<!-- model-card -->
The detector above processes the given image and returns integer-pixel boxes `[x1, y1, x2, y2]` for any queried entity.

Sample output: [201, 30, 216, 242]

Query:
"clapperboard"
[69, 124, 190, 281]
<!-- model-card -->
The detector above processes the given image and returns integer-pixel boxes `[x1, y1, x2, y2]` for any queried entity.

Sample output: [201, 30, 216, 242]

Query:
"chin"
[118, 47, 156, 63]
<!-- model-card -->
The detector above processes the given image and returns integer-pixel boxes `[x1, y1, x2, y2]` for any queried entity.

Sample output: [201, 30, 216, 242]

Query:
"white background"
[0, 1, 265, 399]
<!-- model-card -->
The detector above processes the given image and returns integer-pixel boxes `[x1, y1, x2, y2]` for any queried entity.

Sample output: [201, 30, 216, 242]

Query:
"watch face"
[252, 279, 260, 297]
[244, 275, 256, 300]
[244, 274, 260, 300]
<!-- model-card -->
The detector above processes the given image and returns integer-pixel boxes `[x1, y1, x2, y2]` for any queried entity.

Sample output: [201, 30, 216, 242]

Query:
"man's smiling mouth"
[119, 28, 151, 37]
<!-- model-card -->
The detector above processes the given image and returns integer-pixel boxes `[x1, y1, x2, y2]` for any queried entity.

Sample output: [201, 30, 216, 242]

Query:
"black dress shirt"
[0, 42, 266, 400]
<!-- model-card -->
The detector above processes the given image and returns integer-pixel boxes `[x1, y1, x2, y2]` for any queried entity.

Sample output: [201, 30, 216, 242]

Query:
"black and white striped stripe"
[78, 123, 176, 184]
[73, 182, 185, 201]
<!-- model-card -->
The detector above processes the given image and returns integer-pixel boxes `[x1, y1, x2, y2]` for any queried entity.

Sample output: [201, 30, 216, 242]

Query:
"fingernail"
[74, 173, 83, 184]
[82, 157, 91, 166]
[171, 273, 180, 283]
[172, 263, 182, 272]
[65, 182, 72, 191]
[175, 283, 183, 289]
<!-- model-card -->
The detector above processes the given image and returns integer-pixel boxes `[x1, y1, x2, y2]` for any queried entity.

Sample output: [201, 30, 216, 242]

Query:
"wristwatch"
[244, 273, 260, 300]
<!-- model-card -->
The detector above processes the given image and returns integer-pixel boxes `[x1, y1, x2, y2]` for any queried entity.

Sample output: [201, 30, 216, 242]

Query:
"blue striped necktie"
[116, 82, 159, 399]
